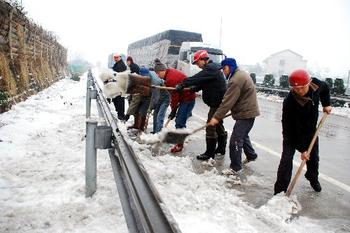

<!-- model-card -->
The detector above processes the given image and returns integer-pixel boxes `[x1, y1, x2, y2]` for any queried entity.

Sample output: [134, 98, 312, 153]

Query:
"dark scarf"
[291, 82, 319, 106]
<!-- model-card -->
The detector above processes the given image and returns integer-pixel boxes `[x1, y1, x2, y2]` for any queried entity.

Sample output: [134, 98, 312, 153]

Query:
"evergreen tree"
[250, 73, 256, 84]
[333, 78, 345, 95]
[279, 75, 289, 88]
[325, 78, 333, 94]
[263, 74, 274, 87]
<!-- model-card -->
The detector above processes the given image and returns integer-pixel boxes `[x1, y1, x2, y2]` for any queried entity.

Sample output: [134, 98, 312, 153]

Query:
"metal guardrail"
[85, 70, 181, 233]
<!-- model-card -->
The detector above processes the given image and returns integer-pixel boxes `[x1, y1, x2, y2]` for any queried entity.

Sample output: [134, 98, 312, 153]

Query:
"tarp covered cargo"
[127, 30, 203, 69]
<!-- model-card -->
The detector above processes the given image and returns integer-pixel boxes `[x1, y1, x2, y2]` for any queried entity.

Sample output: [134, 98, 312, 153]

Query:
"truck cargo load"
[127, 30, 203, 68]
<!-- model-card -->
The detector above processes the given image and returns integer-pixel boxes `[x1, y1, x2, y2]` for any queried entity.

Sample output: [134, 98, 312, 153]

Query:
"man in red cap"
[274, 69, 332, 194]
[176, 50, 227, 160]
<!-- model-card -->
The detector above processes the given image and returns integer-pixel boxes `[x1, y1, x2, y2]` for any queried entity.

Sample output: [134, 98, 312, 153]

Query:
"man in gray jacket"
[208, 58, 260, 175]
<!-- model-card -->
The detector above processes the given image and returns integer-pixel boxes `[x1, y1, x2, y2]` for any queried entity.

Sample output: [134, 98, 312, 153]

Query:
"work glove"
[107, 98, 112, 104]
[168, 108, 177, 120]
[175, 84, 184, 92]
[189, 85, 199, 92]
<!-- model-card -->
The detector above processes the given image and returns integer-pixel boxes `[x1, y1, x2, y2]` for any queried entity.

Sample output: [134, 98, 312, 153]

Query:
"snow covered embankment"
[0, 75, 127, 233]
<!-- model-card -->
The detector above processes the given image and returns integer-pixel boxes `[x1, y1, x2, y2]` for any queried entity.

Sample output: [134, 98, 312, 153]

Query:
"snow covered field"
[257, 92, 350, 118]
[0, 72, 348, 232]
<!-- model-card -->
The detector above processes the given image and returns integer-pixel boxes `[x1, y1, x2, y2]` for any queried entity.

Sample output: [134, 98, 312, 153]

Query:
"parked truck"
[127, 29, 225, 76]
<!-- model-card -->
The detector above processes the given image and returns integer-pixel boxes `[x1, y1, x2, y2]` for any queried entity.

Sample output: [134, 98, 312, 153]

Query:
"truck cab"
[177, 42, 225, 76]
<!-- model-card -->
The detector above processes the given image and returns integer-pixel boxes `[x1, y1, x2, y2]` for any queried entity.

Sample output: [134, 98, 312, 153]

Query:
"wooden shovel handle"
[151, 85, 191, 91]
[285, 113, 328, 197]
[192, 112, 232, 134]
[164, 118, 172, 128]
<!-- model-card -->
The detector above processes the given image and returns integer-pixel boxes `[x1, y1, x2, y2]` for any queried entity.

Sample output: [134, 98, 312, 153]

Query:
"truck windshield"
[208, 54, 225, 63]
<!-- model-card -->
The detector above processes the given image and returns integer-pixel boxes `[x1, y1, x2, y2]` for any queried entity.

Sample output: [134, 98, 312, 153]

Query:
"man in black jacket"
[176, 50, 227, 160]
[126, 56, 140, 74]
[274, 69, 332, 195]
[112, 53, 127, 120]
[124, 56, 140, 122]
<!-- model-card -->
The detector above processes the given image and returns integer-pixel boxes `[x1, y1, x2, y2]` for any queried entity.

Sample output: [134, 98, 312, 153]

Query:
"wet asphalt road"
[183, 97, 350, 229]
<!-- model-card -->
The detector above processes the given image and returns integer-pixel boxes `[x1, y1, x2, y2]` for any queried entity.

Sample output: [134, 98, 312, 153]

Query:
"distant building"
[263, 49, 307, 77]
[346, 70, 350, 96]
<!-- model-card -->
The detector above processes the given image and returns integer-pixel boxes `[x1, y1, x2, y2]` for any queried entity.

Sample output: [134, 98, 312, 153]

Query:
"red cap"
[289, 69, 311, 87]
[192, 50, 209, 64]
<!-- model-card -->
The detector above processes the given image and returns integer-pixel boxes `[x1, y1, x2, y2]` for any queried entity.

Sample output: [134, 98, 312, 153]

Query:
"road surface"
[184, 97, 350, 226]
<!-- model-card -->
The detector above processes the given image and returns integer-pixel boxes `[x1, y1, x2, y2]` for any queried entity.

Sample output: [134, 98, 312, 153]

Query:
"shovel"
[285, 112, 328, 197]
[161, 113, 232, 144]
[164, 118, 172, 128]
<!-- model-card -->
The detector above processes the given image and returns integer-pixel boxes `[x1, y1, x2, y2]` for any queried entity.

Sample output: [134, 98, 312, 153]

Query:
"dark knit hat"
[153, 58, 167, 72]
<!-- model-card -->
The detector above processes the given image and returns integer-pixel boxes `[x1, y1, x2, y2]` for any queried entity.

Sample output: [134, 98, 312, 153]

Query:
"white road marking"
[193, 113, 350, 193]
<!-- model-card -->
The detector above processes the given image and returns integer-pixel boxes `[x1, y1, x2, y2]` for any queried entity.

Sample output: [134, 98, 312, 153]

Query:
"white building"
[263, 49, 307, 77]
[346, 70, 350, 96]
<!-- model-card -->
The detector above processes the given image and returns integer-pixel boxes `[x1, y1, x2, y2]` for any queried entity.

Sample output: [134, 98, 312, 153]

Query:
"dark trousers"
[112, 95, 125, 119]
[206, 107, 226, 139]
[229, 118, 257, 171]
[274, 138, 319, 194]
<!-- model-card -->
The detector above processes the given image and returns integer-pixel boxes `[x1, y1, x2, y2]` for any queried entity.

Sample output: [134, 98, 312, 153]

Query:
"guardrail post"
[86, 119, 97, 197]
[86, 71, 96, 118]
[86, 87, 97, 118]
[96, 96, 103, 118]
[86, 74, 92, 118]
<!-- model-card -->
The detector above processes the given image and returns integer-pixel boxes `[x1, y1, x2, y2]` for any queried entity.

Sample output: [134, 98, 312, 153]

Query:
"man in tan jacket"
[208, 58, 260, 175]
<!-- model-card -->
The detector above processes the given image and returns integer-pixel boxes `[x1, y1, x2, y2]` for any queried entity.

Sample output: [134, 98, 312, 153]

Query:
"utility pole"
[219, 17, 222, 49]
[346, 70, 350, 95]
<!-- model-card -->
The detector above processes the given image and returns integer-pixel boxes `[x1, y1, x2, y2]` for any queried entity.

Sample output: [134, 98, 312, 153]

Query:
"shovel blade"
[161, 131, 191, 144]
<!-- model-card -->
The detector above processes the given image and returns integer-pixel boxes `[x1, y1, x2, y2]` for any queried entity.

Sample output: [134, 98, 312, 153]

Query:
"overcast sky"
[21, 0, 350, 77]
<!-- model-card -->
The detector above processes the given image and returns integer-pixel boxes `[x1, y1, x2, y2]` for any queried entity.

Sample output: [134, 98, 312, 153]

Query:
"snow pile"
[0, 74, 127, 233]
[129, 145, 326, 233]
[139, 131, 162, 144]
[0, 71, 340, 233]
[257, 92, 284, 103]
[258, 194, 301, 220]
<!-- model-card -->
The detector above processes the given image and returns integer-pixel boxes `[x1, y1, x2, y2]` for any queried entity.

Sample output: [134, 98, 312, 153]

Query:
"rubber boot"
[197, 138, 217, 160]
[170, 143, 184, 153]
[123, 114, 130, 122]
[215, 131, 227, 156]
[139, 116, 147, 132]
[310, 180, 322, 192]
[127, 114, 140, 130]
